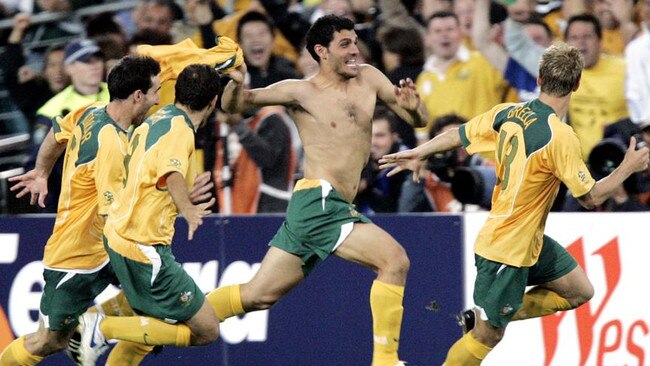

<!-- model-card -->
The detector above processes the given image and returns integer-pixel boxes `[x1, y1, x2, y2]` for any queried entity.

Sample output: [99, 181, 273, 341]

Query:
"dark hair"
[43, 44, 66, 72]
[175, 64, 221, 111]
[378, 26, 424, 65]
[305, 14, 355, 62]
[565, 13, 602, 40]
[129, 29, 173, 47]
[107, 55, 160, 101]
[86, 12, 124, 38]
[525, 15, 553, 39]
[430, 114, 467, 139]
[372, 106, 398, 133]
[236, 11, 274, 41]
[426, 10, 459, 27]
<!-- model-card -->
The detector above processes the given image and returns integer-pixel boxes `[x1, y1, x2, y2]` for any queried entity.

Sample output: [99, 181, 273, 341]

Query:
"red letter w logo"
[540, 237, 621, 365]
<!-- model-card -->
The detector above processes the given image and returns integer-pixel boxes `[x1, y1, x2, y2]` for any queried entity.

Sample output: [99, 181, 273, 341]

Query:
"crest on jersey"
[169, 159, 182, 168]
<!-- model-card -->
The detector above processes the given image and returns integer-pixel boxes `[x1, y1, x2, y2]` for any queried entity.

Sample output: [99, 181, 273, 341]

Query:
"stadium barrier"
[1, 213, 648, 365]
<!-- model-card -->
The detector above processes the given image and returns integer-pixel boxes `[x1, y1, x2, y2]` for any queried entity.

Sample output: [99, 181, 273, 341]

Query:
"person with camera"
[379, 42, 649, 365]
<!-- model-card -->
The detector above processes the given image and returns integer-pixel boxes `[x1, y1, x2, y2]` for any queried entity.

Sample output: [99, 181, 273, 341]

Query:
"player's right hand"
[189, 171, 214, 204]
[622, 136, 649, 174]
[227, 63, 247, 84]
[184, 198, 216, 240]
[8, 169, 48, 208]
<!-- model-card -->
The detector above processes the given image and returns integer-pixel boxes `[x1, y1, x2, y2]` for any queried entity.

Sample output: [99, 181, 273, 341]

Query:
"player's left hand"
[8, 169, 48, 207]
[379, 149, 425, 183]
[190, 171, 214, 204]
[394, 78, 420, 111]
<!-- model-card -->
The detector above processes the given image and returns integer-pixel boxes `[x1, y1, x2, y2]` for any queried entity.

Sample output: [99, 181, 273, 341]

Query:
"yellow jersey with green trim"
[104, 104, 197, 249]
[44, 102, 129, 270]
[459, 99, 596, 267]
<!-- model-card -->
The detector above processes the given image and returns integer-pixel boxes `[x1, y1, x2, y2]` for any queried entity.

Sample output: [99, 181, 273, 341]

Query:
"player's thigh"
[528, 235, 591, 299]
[333, 222, 408, 272]
[243, 247, 305, 300]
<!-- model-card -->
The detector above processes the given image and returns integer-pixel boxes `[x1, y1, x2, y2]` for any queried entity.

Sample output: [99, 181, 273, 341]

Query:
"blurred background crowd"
[0, 0, 648, 215]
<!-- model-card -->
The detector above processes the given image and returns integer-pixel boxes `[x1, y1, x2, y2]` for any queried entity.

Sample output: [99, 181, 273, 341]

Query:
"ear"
[573, 78, 581, 92]
[210, 95, 218, 109]
[314, 44, 327, 60]
[133, 89, 144, 103]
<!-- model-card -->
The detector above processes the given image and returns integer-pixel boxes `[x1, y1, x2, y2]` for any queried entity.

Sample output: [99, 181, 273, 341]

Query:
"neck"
[174, 103, 204, 131]
[539, 93, 571, 120]
[106, 101, 135, 131]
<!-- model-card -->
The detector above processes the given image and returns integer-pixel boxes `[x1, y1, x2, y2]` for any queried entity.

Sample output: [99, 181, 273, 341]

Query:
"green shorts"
[40, 264, 117, 331]
[270, 179, 371, 276]
[473, 235, 578, 328]
[104, 237, 204, 323]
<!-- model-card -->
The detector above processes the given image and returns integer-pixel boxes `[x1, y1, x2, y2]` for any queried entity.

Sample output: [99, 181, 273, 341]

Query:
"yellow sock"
[92, 291, 134, 316]
[0, 336, 44, 366]
[206, 285, 245, 321]
[444, 332, 492, 366]
[511, 287, 572, 321]
[100, 316, 191, 347]
[369, 280, 404, 366]
[105, 341, 154, 366]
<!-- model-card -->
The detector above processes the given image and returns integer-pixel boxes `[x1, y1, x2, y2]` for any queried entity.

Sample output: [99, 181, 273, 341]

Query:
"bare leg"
[239, 247, 305, 311]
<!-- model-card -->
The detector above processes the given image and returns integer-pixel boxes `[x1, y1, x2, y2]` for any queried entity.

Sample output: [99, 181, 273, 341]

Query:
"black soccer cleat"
[456, 308, 476, 334]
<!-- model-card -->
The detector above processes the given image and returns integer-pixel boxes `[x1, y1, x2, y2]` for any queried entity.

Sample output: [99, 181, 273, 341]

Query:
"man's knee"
[382, 243, 410, 278]
[472, 323, 505, 348]
[25, 329, 69, 356]
[571, 281, 594, 308]
[191, 324, 219, 346]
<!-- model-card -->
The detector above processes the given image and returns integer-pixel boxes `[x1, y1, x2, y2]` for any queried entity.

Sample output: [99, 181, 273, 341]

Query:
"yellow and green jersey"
[460, 99, 596, 267]
[104, 104, 197, 254]
[44, 102, 129, 270]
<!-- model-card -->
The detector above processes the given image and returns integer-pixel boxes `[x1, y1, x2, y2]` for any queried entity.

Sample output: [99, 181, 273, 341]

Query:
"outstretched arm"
[222, 63, 300, 113]
[8, 128, 66, 207]
[379, 127, 462, 181]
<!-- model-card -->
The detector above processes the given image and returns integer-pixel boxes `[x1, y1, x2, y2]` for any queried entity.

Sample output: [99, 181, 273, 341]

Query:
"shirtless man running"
[208, 14, 428, 366]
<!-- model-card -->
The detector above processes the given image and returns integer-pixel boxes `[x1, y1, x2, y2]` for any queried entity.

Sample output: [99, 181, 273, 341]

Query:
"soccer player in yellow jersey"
[379, 42, 649, 365]
[72, 64, 221, 363]
[0, 56, 162, 366]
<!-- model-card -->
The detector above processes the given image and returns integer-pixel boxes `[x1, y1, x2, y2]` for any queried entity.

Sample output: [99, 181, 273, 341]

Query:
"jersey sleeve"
[548, 123, 596, 197]
[155, 117, 194, 181]
[459, 105, 508, 156]
[51, 103, 96, 144]
[95, 127, 126, 215]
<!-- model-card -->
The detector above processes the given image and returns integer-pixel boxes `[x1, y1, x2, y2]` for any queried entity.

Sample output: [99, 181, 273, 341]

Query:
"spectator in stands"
[472, 0, 552, 102]
[237, 11, 297, 89]
[592, 0, 639, 55]
[1, 13, 69, 131]
[565, 14, 629, 160]
[213, 11, 298, 214]
[625, 0, 650, 128]
[85, 12, 129, 72]
[357, 107, 410, 213]
[416, 10, 511, 141]
[398, 114, 483, 213]
[32, 39, 109, 211]
[127, 29, 173, 55]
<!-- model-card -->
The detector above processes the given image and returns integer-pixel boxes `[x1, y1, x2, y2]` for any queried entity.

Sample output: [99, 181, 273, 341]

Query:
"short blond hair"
[538, 42, 583, 97]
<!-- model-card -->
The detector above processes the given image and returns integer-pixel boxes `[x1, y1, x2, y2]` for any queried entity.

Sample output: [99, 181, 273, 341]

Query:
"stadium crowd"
[0, 0, 649, 214]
